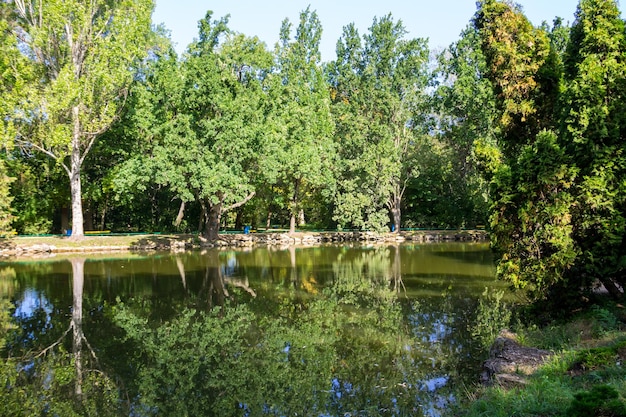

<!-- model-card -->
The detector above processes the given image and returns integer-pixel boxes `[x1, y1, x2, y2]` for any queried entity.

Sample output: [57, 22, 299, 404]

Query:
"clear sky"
[153, 1, 626, 60]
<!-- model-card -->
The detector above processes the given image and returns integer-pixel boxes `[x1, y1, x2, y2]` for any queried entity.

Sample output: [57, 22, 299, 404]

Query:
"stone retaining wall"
[0, 230, 488, 258]
[209, 230, 488, 247]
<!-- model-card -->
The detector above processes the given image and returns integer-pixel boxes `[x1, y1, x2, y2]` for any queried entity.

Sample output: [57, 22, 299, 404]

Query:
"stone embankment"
[0, 229, 488, 258]
[209, 229, 488, 247]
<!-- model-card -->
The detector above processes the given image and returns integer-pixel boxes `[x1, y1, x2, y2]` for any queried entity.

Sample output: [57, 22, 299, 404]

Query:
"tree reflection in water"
[0, 243, 507, 416]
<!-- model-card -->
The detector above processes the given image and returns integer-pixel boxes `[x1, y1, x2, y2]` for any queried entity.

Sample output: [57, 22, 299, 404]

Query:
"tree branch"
[35, 324, 72, 358]
[223, 191, 256, 212]
[16, 139, 71, 176]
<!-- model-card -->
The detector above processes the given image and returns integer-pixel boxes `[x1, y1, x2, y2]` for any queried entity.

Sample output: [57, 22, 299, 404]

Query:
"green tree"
[0, 159, 14, 236]
[5, 0, 153, 238]
[268, 7, 335, 233]
[474, 0, 558, 156]
[425, 25, 498, 228]
[562, 0, 626, 299]
[117, 13, 274, 240]
[474, 0, 579, 299]
[0, 3, 26, 237]
[328, 14, 429, 232]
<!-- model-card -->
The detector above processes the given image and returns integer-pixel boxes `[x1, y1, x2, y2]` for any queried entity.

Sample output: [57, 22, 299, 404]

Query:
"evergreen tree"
[475, 0, 578, 300]
[562, 0, 626, 299]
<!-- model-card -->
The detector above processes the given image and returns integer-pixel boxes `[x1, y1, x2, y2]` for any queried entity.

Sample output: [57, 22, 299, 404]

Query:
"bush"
[567, 385, 626, 417]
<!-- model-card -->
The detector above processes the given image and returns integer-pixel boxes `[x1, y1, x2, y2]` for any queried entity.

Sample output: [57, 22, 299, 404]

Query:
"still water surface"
[0, 243, 508, 416]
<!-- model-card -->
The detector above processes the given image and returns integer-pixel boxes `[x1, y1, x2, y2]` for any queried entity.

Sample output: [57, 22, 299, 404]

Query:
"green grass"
[3, 233, 200, 250]
[454, 303, 626, 417]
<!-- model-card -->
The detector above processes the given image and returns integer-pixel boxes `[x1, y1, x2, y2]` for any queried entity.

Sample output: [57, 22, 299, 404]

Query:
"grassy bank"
[455, 302, 626, 416]
[7, 233, 197, 249]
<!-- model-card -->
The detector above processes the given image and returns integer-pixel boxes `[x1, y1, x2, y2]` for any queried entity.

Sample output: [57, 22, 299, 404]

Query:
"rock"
[481, 330, 551, 387]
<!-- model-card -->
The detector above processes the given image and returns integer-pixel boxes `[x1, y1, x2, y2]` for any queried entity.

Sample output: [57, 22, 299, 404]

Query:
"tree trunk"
[204, 200, 222, 242]
[298, 209, 305, 226]
[600, 276, 624, 301]
[390, 193, 401, 233]
[289, 213, 297, 234]
[174, 200, 185, 228]
[290, 180, 300, 234]
[234, 207, 244, 230]
[266, 211, 272, 230]
[69, 106, 84, 238]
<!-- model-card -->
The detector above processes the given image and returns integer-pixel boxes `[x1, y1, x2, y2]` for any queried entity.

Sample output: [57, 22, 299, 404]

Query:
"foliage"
[4, 0, 154, 237]
[489, 131, 578, 298]
[474, 0, 556, 153]
[0, 158, 14, 236]
[115, 14, 275, 239]
[5, 156, 67, 234]
[425, 25, 497, 228]
[568, 385, 626, 417]
[267, 7, 336, 233]
[327, 14, 430, 232]
[561, 0, 626, 300]
[474, 0, 626, 302]
[0, 3, 25, 237]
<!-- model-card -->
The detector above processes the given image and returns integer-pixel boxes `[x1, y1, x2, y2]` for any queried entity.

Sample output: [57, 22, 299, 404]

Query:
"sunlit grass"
[454, 303, 626, 417]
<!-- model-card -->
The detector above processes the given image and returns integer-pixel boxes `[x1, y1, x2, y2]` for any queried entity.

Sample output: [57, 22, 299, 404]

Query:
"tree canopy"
[1, 0, 624, 303]
[2, 0, 154, 237]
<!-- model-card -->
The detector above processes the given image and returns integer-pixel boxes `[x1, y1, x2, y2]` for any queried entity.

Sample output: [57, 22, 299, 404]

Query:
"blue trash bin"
[65, 229, 72, 236]
[243, 226, 250, 234]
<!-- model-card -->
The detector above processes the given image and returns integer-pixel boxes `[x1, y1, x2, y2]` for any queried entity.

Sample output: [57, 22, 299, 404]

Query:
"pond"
[0, 242, 511, 417]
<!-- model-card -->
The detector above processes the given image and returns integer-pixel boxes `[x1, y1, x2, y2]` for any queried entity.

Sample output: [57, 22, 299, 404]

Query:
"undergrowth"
[453, 300, 626, 417]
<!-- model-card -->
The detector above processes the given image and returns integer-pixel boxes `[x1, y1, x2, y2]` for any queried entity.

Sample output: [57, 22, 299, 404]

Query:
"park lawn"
[6, 233, 199, 250]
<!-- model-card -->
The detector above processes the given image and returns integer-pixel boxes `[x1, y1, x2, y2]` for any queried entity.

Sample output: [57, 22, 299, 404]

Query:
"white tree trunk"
[69, 106, 84, 237]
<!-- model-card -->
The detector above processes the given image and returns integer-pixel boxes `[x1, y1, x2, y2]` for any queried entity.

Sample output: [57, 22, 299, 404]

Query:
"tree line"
[1, 0, 624, 300]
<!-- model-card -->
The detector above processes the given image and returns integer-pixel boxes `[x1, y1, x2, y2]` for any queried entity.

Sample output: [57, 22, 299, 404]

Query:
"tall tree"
[426, 25, 498, 228]
[117, 13, 274, 241]
[5, 0, 153, 237]
[0, 3, 26, 236]
[268, 7, 335, 233]
[328, 15, 429, 232]
[474, 0, 559, 156]
[475, 0, 578, 299]
[562, 0, 626, 299]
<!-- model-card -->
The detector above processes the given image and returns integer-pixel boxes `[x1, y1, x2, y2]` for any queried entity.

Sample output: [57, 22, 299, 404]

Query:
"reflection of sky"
[221, 254, 238, 277]
[409, 311, 453, 343]
[14, 288, 53, 322]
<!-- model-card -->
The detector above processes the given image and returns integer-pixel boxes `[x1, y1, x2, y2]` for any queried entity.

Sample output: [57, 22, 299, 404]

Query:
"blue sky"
[153, 1, 625, 60]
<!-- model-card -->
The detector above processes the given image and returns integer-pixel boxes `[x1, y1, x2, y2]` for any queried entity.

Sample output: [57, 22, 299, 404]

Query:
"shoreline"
[0, 229, 488, 258]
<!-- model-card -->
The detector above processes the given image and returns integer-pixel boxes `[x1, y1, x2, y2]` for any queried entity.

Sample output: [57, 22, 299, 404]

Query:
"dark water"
[0, 243, 509, 417]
